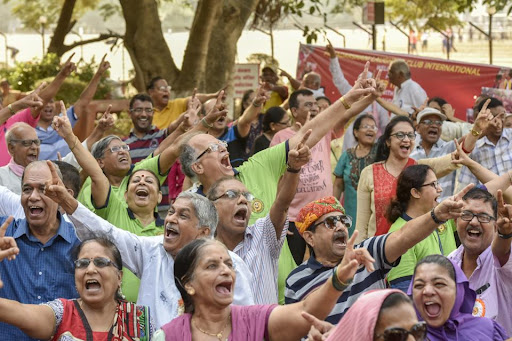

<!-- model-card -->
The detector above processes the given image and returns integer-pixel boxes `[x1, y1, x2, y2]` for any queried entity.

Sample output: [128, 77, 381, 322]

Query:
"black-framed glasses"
[130, 107, 154, 114]
[74, 257, 119, 270]
[10, 139, 41, 147]
[390, 132, 415, 141]
[275, 119, 291, 126]
[375, 322, 427, 341]
[460, 210, 495, 223]
[420, 119, 443, 126]
[108, 145, 130, 153]
[312, 214, 352, 230]
[212, 189, 254, 202]
[195, 141, 228, 161]
[418, 180, 440, 190]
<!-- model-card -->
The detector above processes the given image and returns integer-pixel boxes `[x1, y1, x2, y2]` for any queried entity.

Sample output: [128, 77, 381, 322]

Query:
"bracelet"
[497, 230, 512, 239]
[470, 129, 481, 137]
[339, 96, 351, 110]
[252, 101, 262, 108]
[460, 141, 470, 154]
[7, 104, 15, 115]
[200, 118, 213, 129]
[430, 208, 447, 225]
[70, 137, 79, 151]
[286, 164, 300, 173]
[331, 266, 353, 291]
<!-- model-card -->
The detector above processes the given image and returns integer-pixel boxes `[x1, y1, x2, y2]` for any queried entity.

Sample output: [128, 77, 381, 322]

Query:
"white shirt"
[69, 203, 255, 329]
[392, 78, 427, 114]
[0, 166, 22, 195]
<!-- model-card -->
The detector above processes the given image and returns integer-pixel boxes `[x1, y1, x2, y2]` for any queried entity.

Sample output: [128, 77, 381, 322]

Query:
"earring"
[118, 287, 126, 300]
[187, 288, 195, 296]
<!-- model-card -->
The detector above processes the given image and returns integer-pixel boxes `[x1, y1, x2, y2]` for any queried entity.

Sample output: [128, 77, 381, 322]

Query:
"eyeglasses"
[195, 141, 228, 161]
[420, 119, 443, 126]
[130, 107, 154, 114]
[212, 189, 255, 202]
[418, 180, 441, 189]
[275, 120, 291, 126]
[360, 124, 378, 131]
[108, 145, 130, 153]
[74, 257, 119, 270]
[375, 322, 427, 341]
[390, 132, 415, 141]
[10, 139, 41, 147]
[157, 85, 171, 92]
[460, 210, 495, 223]
[312, 214, 352, 230]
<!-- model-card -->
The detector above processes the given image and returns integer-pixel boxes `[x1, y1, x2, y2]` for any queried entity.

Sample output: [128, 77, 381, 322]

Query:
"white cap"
[416, 107, 447, 124]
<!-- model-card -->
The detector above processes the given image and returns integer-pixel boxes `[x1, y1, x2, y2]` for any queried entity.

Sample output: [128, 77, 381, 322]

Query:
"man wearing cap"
[285, 192, 471, 325]
[260, 66, 288, 113]
[410, 107, 484, 200]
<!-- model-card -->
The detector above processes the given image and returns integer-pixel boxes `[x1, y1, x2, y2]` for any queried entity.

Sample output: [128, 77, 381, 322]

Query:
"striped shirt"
[285, 234, 397, 325]
[234, 214, 288, 305]
[410, 135, 457, 201]
[458, 128, 512, 192]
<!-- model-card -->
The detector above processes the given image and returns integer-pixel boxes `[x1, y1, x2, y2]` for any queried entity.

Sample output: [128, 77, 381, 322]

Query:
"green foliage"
[0, 53, 111, 105]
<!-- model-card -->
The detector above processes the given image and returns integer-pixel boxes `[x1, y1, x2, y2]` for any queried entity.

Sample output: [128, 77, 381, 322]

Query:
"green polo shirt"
[387, 216, 457, 284]
[95, 186, 165, 302]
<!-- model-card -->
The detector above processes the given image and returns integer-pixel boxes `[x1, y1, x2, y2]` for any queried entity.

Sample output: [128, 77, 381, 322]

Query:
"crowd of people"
[0, 46, 510, 341]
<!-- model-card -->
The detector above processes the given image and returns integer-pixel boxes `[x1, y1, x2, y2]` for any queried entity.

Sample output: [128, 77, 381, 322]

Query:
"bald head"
[303, 72, 321, 90]
[6, 123, 39, 167]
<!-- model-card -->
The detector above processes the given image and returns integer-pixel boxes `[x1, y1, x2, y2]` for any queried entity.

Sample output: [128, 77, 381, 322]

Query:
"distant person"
[0, 79, 24, 107]
[253, 106, 290, 154]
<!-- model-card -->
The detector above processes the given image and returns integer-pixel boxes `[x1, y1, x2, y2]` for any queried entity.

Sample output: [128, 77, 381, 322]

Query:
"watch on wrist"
[431, 208, 447, 225]
[286, 164, 300, 173]
[497, 230, 512, 239]
[471, 129, 481, 137]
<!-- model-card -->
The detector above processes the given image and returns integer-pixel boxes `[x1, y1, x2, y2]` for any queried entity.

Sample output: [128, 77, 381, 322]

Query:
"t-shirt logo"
[252, 198, 264, 213]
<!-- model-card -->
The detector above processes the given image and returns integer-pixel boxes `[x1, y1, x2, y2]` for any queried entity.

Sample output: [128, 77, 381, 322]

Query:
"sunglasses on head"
[375, 322, 427, 341]
[74, 257, 119, 270]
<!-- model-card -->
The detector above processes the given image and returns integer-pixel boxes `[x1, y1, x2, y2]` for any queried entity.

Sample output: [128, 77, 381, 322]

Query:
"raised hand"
[326, 41, 337, 59]
[302, 312, 335, 341]
[59, 53, 77, 77]
[288, 129, 312, 170]
[203, 90, 228, 128]
[451, 139, 473, 167]
[337, 230, 375, 284]
[51, 101, 74, 138]
[44, 160, 69, 206]
[0, 216, 18, 262]
[17, 82, 45, 111]
[472, 99, 493, 134]
[434, 184, 474, 222]
[370, 69, 385, 98]
[442, 103, 456, 121]
[343, 62, 375, 105]
[253, 83, 270, 108]
[184, 88, 201, 128]
[96, 54, 111, 75]
[97, 105, 115, 132]
[497, 190, 512, 236]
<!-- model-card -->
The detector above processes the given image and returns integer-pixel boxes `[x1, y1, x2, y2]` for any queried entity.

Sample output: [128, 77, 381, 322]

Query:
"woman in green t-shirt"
[386, 164, 457, 292]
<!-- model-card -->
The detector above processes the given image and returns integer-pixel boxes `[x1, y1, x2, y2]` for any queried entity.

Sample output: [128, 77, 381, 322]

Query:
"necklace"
[193, 314, 231, 341]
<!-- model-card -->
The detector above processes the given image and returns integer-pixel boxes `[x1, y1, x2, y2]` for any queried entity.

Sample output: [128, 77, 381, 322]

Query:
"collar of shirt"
[12, 212, 75, 245]
[476, 128, 512, 148]
[306, 253, 334, 271]
[414, 135, 445, 151]
[397, 78, 413, 91]
[129, 125, 160, 137]
[126, 207, 164, 227]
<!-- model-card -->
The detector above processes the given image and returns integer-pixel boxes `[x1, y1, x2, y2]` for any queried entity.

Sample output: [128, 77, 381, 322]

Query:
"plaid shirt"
[458, 128, 512, 190]
[410, 135, 457, 201]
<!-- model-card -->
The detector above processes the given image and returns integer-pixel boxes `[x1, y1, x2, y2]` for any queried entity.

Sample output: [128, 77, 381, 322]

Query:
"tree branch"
[61, 33, 123, 54]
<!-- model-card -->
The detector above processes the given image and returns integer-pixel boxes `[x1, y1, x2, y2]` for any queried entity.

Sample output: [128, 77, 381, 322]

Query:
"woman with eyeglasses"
[355, 116, 459, 243]
[304, 289, 427, 341]
[333, 114, 378, 234]
[386, 165, 458, 292]
[253, 106, 290, 155]
[153, 236, 374, 341]
[409, 254, 508, 340]
[0, 236, 153, 340]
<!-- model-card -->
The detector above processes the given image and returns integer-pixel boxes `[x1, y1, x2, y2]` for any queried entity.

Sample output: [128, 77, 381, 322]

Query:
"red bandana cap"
[295, 196, 345, 236]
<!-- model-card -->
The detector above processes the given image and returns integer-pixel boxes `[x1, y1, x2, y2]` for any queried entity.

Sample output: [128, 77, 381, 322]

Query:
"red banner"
[296, 44, 507, 120]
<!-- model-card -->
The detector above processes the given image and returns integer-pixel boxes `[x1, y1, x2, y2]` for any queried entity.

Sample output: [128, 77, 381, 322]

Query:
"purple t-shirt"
[160, 304, 277, 341]
[0, 108, 38, 166]
[448, 245, 512, 335]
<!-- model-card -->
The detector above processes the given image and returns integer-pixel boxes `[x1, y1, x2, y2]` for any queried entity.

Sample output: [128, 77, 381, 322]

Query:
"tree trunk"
[48, 0, 77, 57]
[177, 0, 223, 94]
[204, 0, 260, 93]
[119, 0, 180, 92]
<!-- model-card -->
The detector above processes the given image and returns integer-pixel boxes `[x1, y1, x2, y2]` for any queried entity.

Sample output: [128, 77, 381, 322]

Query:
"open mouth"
[466, 227, 482, 239]
[333, 232, 347, 248]
[233, 207, 248, 224]
[215, 281, 233, 295]
[118, 156, 129, 163]
[424, 302, 441, 318]
[399, 145, 410, 152]
[165, 223, 179, 239]
[29, 205, 44, 216]
[135, 187, 149, 199]
[427, 129, 439, 137]
[85, 279, 101, 291]
[220, 155, 232, 169]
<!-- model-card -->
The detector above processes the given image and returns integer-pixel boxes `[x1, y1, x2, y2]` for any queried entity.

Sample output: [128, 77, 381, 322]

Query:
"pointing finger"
[0, 216, 13, 238]
[64, 52, 76, 64]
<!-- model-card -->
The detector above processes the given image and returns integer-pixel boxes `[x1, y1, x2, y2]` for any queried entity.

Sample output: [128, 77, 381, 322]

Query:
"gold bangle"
[70, 137, 79, 151]
[339, 96, 351, 110]
[7, 104, 15, 115]
[471, 129, 481, 137]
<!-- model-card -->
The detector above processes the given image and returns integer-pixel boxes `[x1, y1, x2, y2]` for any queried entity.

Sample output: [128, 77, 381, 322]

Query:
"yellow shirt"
[152, 97, 189, 130]
[263, 90, 285, 113]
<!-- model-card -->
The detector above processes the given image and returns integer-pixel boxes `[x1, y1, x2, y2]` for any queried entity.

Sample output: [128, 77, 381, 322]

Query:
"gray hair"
[390, 59, 411, 79]
[179, 132, 205, 179]
[5, 122, 34, 145]
[91, 135, 123, 159]
[22, 160, 63, 184]
[177, 191, 218, 237]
